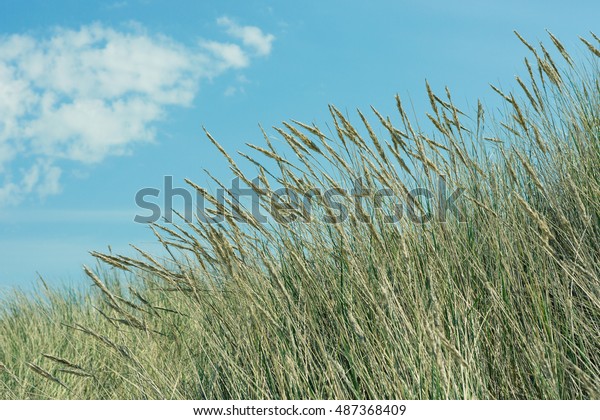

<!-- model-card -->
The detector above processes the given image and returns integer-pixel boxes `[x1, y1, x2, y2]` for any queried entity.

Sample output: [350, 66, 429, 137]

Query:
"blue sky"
[0, 0, 598, 291]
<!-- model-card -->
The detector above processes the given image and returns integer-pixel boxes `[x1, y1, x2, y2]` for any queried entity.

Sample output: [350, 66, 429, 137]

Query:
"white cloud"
[199, 40, 249, 70]
[217, 16, 275, 56]
[224, 85, 246, 97]
[224, 74, 251, 97]
[25, 97, 162, 163]
[0, 182, 19, 206]
[224, 86, 237, 97]
[0, 18, 274, 206]
[0, 159, 61, 205]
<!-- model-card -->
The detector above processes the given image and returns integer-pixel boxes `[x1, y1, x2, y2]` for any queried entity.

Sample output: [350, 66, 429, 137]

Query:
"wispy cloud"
[0, 18, 274, 206]
[224, 86, 240, 97]
[199, 40, 250, 70]
[217, 16, 276, 56]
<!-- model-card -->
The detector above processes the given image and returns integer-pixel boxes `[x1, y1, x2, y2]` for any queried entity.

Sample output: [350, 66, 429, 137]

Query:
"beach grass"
[1, 32, 598, 399]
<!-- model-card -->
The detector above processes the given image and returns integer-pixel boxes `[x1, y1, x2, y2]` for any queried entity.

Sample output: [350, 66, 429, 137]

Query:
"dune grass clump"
[1, 32, 599, 399]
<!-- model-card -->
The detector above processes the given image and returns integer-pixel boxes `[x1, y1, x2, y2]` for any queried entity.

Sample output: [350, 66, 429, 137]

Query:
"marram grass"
[1, 32, 599, 399]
